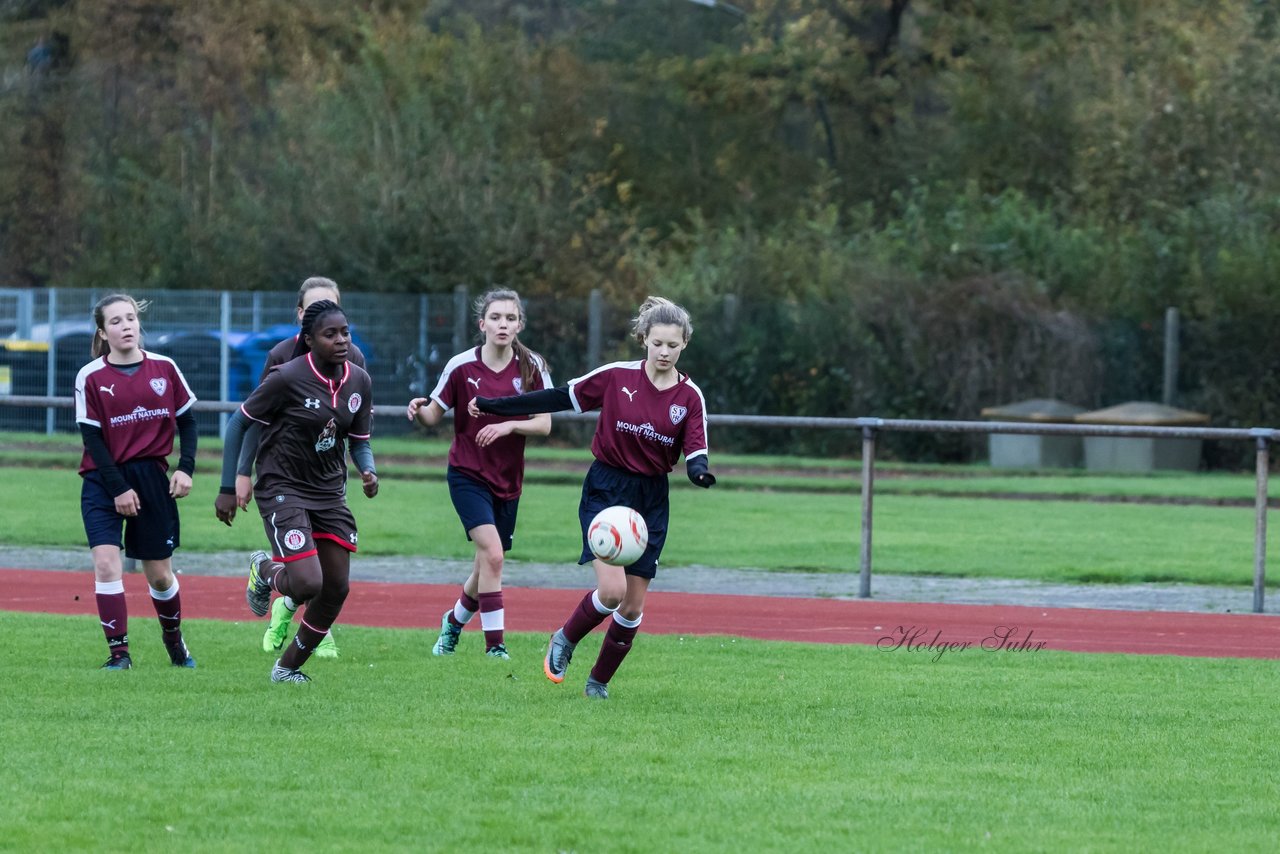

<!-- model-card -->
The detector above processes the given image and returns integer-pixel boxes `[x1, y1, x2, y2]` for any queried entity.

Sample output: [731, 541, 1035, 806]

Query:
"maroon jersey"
[432, 347, 551, 500]
[569, 360, 708, 476]
[241, 354, 373, 508]
[260, 335, 365, 384]
[75, 352, 196, 473]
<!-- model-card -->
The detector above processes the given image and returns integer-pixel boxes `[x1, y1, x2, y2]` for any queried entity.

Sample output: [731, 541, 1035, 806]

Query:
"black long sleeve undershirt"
[79, 424, 130, 497]
[686, 454, 715, 488]
[475, 386, 574, 417]
[175, 409, 197, 476]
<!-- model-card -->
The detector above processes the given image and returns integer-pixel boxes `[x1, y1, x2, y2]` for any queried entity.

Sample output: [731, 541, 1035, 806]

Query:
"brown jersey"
[241, 354, 373, 508]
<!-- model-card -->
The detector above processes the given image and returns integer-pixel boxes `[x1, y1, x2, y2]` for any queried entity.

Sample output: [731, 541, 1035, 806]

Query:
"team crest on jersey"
[283, 529, 307, 551]
[669, 405, 688, 425]
[149, 378, 167, 396]
[512, 378, 523, 393]
[315, 417, 337, 453]
[347, 393, 362, 414]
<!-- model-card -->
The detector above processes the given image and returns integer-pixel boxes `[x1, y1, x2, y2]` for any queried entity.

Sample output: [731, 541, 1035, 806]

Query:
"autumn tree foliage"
[3, 1, 1280, 452]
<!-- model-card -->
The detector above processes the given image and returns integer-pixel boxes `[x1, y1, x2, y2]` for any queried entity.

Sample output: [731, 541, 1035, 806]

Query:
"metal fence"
[856, 417, 1276, 614]
[0, 286, 630, 436]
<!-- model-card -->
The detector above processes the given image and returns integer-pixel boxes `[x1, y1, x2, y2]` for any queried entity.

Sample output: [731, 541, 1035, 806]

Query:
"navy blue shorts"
[81, 458, 181, 561]
[577, 460, 669, 579]
[448, 467, 519, 552]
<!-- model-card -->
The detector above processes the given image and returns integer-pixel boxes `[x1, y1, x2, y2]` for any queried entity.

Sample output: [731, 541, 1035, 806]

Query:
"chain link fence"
[0, 286, 626, 437]
[1, 286, 1193, 461]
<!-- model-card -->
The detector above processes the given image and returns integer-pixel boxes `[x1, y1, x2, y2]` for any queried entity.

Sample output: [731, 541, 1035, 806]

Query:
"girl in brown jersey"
[235, 278, 360, 660]
[407, 288, 552, 660]
[215, 300, 378, 684]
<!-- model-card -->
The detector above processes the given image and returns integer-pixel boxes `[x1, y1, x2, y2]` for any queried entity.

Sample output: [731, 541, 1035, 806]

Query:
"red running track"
[3, 567, 1278, 660]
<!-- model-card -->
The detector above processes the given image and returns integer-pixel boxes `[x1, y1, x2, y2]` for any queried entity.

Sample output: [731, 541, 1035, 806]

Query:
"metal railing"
[854, 418, 1276, 614]
[1, 395, 1273, 612]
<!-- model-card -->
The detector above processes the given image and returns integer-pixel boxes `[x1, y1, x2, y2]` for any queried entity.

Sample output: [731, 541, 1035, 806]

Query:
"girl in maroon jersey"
[214, 300, 378, 684]
[471, 296, 716, 699]
[407, 288, 552, 660]
[75, 294, 199, 670]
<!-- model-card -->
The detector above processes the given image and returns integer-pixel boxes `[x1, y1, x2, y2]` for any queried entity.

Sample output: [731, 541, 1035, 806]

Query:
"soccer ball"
[588, 505, 648, 567]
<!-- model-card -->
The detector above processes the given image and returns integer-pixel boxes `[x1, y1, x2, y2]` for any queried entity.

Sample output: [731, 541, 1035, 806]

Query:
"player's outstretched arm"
[473, 386, 573, 417]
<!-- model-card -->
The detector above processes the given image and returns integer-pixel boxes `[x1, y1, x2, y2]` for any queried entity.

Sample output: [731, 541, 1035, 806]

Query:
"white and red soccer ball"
[588, 505, 648, 567]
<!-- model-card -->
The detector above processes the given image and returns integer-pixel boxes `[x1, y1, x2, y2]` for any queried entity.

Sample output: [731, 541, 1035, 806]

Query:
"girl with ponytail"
[407, 288, 552, 659]
[469, 296, 716, 700]
[75, 294, 199, 670]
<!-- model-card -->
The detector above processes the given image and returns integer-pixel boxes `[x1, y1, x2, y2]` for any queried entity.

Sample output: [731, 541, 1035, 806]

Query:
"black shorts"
[577, 460, 669, 579]
[447, 467, 519, 552]
[259, 494, 358, 562]
[81, 458, 181, 561]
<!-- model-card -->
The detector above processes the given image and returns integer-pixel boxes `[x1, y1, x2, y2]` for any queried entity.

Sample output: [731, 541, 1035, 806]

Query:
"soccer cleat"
[314, 631, 340, 660]
[246, 550, 273, 617]
[270, 660, 311, 684]
[431, 610, 462, 656]
[485, 644, 510, 660]
[101, 653, 132, 671]
[262, 596, 294, 652]
[543, 628, 576, 684]
[584, 676, 609, 700]
[164, 636, 196, 668]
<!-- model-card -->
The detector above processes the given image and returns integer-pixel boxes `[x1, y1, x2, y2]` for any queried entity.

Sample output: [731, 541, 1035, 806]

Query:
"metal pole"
[45, 288, 57, 434]
[251, 291, 262, 333]
[17, 288, 33, 338]
[219, 291, 231, 435]
[587, 289, 603, 371]
[418, 294, 429, 396]
[1253, 433, 1269, 614]
[453, 285, 468, 355]
[1162, 306, 1179, 406]
[858, 425, 877, 599]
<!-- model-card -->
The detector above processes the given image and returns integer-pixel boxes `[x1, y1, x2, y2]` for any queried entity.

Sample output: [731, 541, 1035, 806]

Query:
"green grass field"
[5, 433, 1280, 850]
[4, 612, 1278, 851]
[2, 438, 1275, 586]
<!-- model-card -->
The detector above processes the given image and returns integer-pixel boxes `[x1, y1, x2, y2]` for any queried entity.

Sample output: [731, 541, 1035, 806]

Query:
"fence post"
[45, 288, 57, 435]
[453, 285, 468, 354]
[1253, 430, 1270, 614]
[587, 289, 603, 371]
[1163, 306, 1180, 406]
[219, 291, 231, 436]
[418, 294, 429, 396]
[17, 288, 33, 337]
[858, 421, 879, 599]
